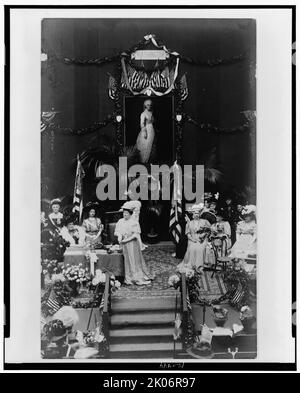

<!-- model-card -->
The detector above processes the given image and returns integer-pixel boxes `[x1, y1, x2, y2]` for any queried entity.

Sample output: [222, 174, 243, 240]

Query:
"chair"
[210, 237, 232, 278]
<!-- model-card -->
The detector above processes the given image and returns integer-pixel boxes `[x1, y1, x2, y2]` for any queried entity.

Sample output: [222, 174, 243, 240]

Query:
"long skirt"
[122, 238, 154, 285]
[182, 240, 208, 270]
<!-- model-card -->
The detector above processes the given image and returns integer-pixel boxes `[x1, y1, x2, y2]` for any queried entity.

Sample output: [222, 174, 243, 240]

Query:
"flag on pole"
[108, 73, 118, 100]
[72, 155, 85, 222]
[179, 74, 188, 101]
[169, 161, 183, 244]
[46, 289, 61, 314]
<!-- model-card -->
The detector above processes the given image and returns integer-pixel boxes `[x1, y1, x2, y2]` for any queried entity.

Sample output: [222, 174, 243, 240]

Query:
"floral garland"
[169, 265, 252, 308]
[183, 113, 255, 134]
[44, 116, 115, 136]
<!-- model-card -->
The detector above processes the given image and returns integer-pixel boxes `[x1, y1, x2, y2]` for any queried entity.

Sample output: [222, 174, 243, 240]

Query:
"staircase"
[109, 295, 182, 359]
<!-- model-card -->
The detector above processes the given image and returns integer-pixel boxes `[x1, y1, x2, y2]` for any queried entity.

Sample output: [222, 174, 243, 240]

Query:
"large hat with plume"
[241, 204, 256, 217]
[53, 306, 79, 329]
[119, 201, 136, 211]
[189, 203, 204, 213]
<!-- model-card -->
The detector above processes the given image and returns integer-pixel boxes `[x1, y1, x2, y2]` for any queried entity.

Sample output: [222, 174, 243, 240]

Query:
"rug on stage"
[113, 244, 227, 299]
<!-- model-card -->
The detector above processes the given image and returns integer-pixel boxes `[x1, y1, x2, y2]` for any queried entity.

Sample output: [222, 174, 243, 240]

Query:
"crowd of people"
[179, 193, 257, 273]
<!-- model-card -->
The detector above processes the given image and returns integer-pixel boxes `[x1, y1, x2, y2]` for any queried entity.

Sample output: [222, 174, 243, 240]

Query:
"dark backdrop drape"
[41, 18, 256, 200]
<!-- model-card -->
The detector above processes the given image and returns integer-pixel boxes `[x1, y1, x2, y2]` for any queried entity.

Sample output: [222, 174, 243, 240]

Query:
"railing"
[102, 272, 111, 353]
[180, 272, 189, 351]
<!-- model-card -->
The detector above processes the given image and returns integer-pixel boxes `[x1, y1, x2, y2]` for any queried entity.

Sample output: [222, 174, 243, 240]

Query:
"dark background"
[41, 18, 256, 200]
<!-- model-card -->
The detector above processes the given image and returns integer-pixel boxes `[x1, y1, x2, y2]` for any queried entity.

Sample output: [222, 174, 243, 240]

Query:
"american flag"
[108, 74, 118, 100]
[179, 74, 188, 101]
[72, 155, 85, 222]
[46, 289, 61, 314]
[230, 283, 245, 307]
[169, 161, 183, 244]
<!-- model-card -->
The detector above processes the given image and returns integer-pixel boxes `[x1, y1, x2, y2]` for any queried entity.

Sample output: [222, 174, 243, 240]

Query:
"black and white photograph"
[3, 4, 296, 373]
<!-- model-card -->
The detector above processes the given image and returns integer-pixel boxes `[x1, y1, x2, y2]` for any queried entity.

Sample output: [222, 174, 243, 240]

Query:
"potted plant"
[212, 305, 228, 327]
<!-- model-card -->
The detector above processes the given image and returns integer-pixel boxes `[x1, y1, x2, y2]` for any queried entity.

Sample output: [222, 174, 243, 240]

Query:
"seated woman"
[210, 209, 232, 253]
[115, 202, 153, 286]
[60, 214, 86, 247]
[48, 199, 64, 231]
[178, 203, 211, 273]
[229, 205, 256, 260]
[82, 202, 103, 246]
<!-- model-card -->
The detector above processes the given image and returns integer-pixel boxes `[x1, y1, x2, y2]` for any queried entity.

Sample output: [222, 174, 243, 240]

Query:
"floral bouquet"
[168, 274, 181, 289]
[62, 264, 91, 296]
[177, 264, 195, 279]
[110, 274, 121, 292]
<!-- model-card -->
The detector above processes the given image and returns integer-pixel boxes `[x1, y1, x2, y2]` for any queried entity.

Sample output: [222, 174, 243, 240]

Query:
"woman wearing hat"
[229, 205, 256, 259]
[60, 213, 86, 247]
[48, 198, 64, 230]
[179, 203, 211, 273]
[82, 202, 104, 246]
[115, 202, 153, 285]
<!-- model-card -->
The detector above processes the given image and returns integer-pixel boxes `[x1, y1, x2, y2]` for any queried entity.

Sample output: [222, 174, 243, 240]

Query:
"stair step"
[111, 296, 177, 312]
[110, 311, 175, 326]
[110, 335, 175, 345]
[110, 326, 177, 337]
[109, 350, 176, 359]
[109, 341, 182, 353]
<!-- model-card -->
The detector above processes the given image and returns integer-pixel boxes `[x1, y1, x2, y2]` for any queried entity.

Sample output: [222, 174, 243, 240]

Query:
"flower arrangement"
[177, 264, 195, 279]
[62, 264, 91, 284]
[91, 269, 106, 286]
[62, 264, 91, 297]
[110, 274, 121, 292]
[239, 305, 255, 332]
[168, 274, 181, 289]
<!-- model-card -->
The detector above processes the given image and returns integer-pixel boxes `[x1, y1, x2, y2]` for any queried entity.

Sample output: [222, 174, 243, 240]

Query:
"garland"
[180, 53, 246, 67]
[183, 113, 254, 134]
[43, 116, 114, 136]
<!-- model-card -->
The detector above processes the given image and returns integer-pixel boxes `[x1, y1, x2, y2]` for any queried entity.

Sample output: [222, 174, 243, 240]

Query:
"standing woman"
[82, 202, 103, 246]
[48, 199, 64, 231]
[115, 202, 153, 286]
[136, 99, 156, 163]
[178, 204, 211, 273]
[229, 205, 256, 259]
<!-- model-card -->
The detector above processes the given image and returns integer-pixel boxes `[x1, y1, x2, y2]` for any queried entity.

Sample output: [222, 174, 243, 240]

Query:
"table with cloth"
[63, 247, 124, 277]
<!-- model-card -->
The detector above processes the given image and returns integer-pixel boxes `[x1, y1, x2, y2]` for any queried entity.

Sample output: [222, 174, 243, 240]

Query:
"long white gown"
[136, 110, 156, 163]
[114, 218, 153, 285]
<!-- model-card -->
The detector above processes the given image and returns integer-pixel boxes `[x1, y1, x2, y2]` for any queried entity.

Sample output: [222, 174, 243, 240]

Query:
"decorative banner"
[40, 111, 58, 132]
[120, 57, 179, 96]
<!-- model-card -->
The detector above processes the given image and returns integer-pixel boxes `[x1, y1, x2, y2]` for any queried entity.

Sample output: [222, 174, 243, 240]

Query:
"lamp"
[176, 114, 182, 122]
[116, 115, 122, 123]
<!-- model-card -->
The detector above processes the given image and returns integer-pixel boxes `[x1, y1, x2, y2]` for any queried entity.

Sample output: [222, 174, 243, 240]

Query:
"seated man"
[60, 213, 86, 247]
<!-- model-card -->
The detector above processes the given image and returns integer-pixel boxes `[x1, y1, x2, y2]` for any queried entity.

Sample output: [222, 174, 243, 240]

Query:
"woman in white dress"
[177, 204, 211, 273]
[136, 99, 156, 163]
[115, 202, 153, 285]
[229, 205, 256, 259]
